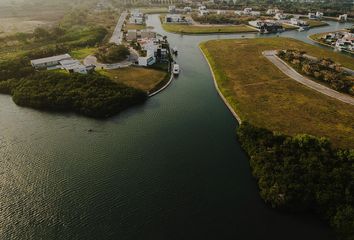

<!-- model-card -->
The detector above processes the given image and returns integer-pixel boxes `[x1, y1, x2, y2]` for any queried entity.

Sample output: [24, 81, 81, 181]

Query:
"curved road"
[263, 50, 354, 106]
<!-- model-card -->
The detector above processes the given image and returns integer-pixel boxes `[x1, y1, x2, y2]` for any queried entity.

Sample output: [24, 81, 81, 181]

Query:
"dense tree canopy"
[7, 72, 147, 118]
[237, 122, 354, 240]
[96, 44, 130, 64]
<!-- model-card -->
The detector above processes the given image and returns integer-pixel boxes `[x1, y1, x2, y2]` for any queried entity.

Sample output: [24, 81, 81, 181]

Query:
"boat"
[298, 27, 305, 32]
[172, 64, 180, 75]
[172, 46, 178, 55]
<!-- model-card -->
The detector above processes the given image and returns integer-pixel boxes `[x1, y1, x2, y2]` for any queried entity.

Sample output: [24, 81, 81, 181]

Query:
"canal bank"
[0, 14, 349, 240]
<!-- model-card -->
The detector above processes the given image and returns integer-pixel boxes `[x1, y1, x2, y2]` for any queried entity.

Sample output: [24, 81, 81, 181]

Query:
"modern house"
[308, 12, 317, 19]
[59, 60, 94, 74]
[235, 8, 260, 17]
[266, 8, 281, 15]
[338, 14, 348, 22]
[129, 9, 144, 25]
[290, 18, 309, 27]
[275, 13, 287, 20]
[217, 10, 226, 15]
[30, 54, 93, 74]
[138, 50, 156, 67]
[30, 54, 72, 69]
[165, 14, 186, 23]
[249, 20, 283, 33]
[168, 5, 176, 13]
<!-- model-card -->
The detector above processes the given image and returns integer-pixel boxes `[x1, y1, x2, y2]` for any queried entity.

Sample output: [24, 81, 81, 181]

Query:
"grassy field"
[161, 23, 257, 34]
[124, 23, 146, 31]
[307, 20, 329, 28]
[100, 67, 168, 93]
[200, 37, 354, 148]
[70, 47, 97, 60]
[140, 8, 168, 14]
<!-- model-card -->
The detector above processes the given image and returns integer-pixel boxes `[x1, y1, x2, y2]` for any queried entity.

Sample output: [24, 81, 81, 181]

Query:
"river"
[0, 15, 351, 239]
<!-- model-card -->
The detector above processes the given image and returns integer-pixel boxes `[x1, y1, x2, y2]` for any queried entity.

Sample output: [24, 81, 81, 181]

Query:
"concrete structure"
[275, 13, 287, 20]
[290, 18, 309, 27]
[59, 59, 94, 74]
[338, 14, 348, 22]
[216, 10, 226, 15]
[168, 5, 176, 13]
[138, 50, 156, 66]
[165, 14, 185, 23]
[30, 54, 72, 69]
[129, 9, 144, 24]
[308, 12, 317, 19]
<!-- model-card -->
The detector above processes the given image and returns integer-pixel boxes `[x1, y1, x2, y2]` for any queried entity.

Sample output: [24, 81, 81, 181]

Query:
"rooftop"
[31, 54, 72, 65]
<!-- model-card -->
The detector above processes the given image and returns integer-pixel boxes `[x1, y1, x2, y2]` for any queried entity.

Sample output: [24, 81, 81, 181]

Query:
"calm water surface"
[0, 15, 350, 239]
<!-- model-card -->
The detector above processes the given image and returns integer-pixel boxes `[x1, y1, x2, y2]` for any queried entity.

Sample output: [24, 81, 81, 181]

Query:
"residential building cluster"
[164, 14, 189, 23]
[249, 20, 284, 34]
[30, 54, 94, 74]
[322, 31, 354, 52]
[129, 9, 145, 25]
[125, 29, 169, 67]
[234, 8, 260, 17]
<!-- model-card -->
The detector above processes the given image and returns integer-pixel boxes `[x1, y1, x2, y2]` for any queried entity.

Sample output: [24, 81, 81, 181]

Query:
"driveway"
[263, 50, 354, 106]
[110, 11, 128, 45]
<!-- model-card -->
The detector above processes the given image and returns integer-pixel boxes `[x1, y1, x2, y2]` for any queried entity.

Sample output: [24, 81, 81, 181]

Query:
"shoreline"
[199, 44, 242, 124]
[148, 63, 174, 97]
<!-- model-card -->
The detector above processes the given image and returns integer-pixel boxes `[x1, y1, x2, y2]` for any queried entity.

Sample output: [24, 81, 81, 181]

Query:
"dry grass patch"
[100, 67, 167, 93]
[200, 37, 354, 148]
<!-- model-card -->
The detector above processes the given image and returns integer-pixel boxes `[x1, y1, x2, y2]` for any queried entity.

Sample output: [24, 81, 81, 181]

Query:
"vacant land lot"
[307, 20, 329, 28]
[200, 38, 354, 148]
[100, 67, 168, 93]
[162, 23, 257, 34]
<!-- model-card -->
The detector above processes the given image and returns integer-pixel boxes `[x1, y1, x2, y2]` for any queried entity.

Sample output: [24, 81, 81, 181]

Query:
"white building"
[275, 13, 287, 20]
[30, 54, 72, 69]
[165, 14, 184, 23]
[184, 7, 192, 13]
[198, 5, 207, 11]
[338, 14, 348, 22]
[59, 59, 93, 74]
[168, 5, 176, 13]
[308, 12, 317, 19]
[316, 11, 324, 18]
[138, 50, 156, 66]
[235, 8, 260, 17]
[127, 30, 137, 41]
[217, 10, 226, 15]
[129, 9, 144, 24]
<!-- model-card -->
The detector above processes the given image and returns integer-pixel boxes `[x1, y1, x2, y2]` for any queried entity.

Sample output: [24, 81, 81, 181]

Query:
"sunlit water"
[0, 15, 350, 239]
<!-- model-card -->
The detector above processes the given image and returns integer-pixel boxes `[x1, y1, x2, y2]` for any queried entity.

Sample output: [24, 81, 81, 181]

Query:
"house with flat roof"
[30, 54, 72, 69]
[59, 59, 94, 74]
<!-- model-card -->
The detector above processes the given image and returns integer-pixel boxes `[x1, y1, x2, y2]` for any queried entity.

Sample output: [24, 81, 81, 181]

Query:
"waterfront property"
[30, 54, 72, 69]
[311, 30, 354, 53]
[200, 37, 354, 148]
[31, 54, 94, 74]
[129, 9, 145, 25]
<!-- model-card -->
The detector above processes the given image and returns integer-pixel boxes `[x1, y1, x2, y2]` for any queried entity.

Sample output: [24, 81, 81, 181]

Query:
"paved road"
[84, 55, 132, 70]
[263, 50, 354, 106]
[110, 11, 128, 45]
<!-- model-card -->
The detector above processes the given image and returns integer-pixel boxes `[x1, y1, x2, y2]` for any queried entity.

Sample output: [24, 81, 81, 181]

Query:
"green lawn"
[70, 47, 97, 60]
[99, 66, 167, 93]
[200, 37, 354, 148]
